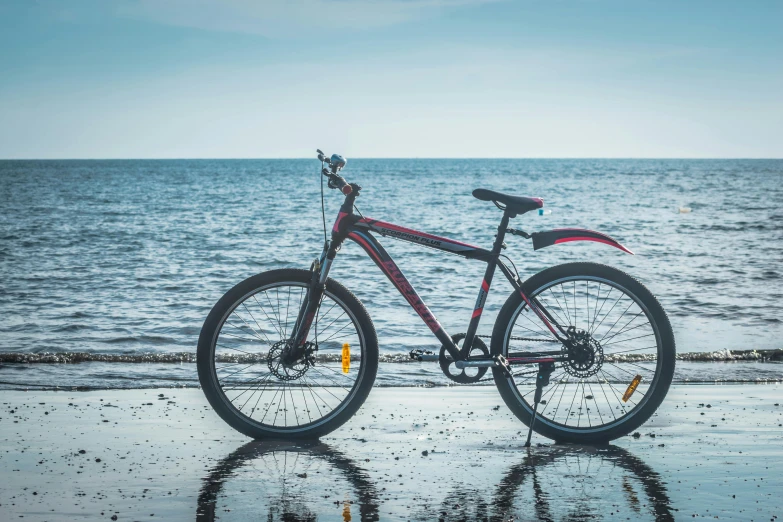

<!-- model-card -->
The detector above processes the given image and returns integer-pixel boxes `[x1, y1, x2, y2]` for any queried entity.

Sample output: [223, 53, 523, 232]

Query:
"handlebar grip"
[334, 176, 352, 194]
[326, 171, 352, 194]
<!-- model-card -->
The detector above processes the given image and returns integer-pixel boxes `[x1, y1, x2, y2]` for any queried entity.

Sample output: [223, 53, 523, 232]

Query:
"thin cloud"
[115, 0, 501, 37]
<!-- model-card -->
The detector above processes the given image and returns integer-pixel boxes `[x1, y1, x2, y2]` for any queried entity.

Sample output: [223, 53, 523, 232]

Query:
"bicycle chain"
[475, 334, 559, 343]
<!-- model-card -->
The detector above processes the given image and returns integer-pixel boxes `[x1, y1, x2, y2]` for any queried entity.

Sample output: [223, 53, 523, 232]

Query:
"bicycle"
[197, 151, 676, 444]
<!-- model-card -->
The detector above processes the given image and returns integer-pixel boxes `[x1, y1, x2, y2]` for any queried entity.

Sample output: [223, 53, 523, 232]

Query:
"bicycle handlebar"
[318, 149, 354, 195]
[322, 167, 353, 195]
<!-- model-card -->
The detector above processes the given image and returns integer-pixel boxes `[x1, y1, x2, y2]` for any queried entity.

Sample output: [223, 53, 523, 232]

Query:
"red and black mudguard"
[531, 228, 634, 255]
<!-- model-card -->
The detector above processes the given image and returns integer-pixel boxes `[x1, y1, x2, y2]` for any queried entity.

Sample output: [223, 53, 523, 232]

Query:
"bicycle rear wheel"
[197, 268, 378, 439]
[491, 262, 675, 443]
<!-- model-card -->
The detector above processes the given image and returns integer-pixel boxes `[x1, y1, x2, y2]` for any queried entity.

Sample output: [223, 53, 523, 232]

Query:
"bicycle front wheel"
[491, 262, 675, 443]
[197, 268, 378, 439]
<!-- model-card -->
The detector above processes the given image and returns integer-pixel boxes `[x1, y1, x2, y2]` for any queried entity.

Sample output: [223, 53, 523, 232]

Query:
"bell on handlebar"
[330, 154, 346, 173]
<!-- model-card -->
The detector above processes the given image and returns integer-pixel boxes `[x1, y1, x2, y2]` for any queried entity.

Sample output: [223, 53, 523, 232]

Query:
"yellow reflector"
[622, 375, 643, 402]
[342, 343, 350, 374]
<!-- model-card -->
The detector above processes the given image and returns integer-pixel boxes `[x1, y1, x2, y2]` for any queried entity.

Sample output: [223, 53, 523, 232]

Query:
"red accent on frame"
[349, 232, 381, 263]
[553, 236, 634, 255]
[519, 290, 559, 336]
[332, 212, 349, 233]
[531, 197, 544, 208]
[341, 185, 353, 195]
[472, 308, 483, 318]
[349, 232, 443, 334]
[358, 218, 480, 249]
[481, 279, 489, 292]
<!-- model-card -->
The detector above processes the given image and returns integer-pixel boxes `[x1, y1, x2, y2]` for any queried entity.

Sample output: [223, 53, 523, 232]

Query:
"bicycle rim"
[504, 275, 664, 434]
[208, 281, 367, 433]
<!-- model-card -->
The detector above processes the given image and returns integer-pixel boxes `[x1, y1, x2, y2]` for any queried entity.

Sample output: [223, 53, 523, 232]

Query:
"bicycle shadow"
[196, 441, 674, 522]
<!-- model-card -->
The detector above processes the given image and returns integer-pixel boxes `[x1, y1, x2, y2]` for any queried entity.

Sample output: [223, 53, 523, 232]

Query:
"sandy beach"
[1, 384, 781, 521]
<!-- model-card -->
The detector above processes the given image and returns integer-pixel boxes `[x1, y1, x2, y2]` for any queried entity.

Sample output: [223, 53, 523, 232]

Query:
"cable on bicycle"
[320, 160, 328, 245]
[500, 253, 522, 283]
[353, 204, 372, 230]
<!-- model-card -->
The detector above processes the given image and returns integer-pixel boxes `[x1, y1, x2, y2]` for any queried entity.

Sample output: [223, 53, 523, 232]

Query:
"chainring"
[439, 333, 490, 384]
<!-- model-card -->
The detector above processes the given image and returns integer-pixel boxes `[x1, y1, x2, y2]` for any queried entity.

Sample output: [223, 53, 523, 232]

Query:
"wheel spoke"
[252, 294, 285, 339]
[505, 273, 667, 433]
[208, 280, 368, 431]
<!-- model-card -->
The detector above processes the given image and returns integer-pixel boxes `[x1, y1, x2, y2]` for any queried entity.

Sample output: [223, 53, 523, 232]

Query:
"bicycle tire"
[197, 268, 379, 439]
[491, 262, 675, 443]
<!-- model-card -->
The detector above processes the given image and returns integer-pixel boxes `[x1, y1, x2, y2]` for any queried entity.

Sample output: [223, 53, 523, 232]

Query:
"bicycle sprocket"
[439, 333, 490, 384]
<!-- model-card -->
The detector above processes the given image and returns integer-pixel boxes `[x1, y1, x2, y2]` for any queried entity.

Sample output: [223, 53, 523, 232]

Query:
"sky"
[0, 0, 781, 159]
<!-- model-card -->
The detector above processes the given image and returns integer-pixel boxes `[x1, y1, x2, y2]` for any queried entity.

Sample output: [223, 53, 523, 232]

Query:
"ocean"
[1, 159, 781, 389]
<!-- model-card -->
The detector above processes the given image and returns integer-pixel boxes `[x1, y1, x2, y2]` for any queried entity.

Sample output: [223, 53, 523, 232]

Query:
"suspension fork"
[285, 244, 333, 362]
[288, 190, 359, 361]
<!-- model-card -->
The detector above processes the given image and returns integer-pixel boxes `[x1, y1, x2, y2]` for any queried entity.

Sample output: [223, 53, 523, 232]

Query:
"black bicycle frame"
[291, 188, 568, 366]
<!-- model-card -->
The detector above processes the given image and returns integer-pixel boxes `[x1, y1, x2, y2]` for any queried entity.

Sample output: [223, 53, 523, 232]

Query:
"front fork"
[284, 244, 333, 363]
[287, 236, 342, 363]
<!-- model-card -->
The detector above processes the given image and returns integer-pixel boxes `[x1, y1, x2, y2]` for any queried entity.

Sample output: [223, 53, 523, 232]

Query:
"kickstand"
[524, 362, 555, 448]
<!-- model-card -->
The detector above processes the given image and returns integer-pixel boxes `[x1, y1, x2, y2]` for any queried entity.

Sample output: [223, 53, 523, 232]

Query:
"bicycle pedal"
[409, 349, 438, 362]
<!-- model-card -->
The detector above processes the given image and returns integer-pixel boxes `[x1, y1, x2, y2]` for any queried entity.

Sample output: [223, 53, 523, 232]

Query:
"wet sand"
[1, 385, 781, 521]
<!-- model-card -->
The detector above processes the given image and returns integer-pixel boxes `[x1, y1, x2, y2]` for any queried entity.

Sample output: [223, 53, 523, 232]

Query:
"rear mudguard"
[531, 228, 634, 255]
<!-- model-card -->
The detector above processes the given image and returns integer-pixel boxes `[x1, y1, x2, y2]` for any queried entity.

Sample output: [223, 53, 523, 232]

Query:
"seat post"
[492, 211, 512, 255]
[459, 208, 512, 358]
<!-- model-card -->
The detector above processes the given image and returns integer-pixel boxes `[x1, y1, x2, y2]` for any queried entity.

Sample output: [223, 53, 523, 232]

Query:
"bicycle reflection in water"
[196, 440, 380, 521]
[197, 442, 674, 521]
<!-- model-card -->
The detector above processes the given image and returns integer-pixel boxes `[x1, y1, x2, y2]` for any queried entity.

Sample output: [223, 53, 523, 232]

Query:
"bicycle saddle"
[472, 189, 544, 217]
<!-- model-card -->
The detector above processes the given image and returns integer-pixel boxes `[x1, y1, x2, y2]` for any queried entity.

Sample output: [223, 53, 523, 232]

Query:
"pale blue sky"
[1, 0, 781, 158]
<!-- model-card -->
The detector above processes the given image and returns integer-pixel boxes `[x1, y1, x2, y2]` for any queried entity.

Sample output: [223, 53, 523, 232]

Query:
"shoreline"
[1, 380, 783, 393]
[1, 385, 781, 520]
[2, 356, 783, 392]
[2, 347, 782, 364]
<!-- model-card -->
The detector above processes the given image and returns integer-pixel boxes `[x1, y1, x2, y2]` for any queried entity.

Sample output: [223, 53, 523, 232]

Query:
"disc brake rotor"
[561, 327, 604, 378]
[439, 333, 489, 384]
[267, 341, 316, 381]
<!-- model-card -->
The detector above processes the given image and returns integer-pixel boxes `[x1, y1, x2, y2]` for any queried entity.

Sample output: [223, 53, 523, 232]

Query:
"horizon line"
[1, 157, 782, 161]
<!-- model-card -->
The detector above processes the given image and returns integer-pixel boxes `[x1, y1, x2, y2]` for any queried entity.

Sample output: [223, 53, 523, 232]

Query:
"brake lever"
[324, 170, 340, 189]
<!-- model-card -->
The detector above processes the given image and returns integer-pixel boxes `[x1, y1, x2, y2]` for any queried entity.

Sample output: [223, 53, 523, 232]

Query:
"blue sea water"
[0, 159, 781, 389]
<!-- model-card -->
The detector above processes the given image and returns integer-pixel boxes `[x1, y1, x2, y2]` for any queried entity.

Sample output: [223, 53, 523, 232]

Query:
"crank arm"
[454, 358, 494, 368]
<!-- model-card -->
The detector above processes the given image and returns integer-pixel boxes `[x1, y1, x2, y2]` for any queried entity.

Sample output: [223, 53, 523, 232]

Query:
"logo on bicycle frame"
[378, 227, 442, 247]
[381, 260, 442, 333]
